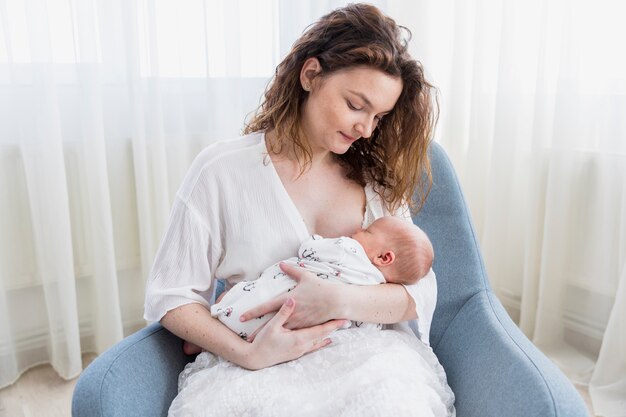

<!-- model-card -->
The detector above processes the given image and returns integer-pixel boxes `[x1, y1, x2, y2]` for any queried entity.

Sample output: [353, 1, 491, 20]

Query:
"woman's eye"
[347, 101, 362, 111]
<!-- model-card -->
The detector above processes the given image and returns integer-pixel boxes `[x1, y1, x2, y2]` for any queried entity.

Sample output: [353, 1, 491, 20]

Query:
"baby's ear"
[374, 251, 395, 266]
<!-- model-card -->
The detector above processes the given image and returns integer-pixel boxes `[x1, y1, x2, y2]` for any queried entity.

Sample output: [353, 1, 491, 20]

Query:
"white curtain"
[0, 0, 390, 390]
[1, 0, 624, 415]
[391, 0, 625, 415]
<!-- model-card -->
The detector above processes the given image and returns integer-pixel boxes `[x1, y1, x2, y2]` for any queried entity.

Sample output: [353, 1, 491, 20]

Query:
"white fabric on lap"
[169, 328, 455, 417]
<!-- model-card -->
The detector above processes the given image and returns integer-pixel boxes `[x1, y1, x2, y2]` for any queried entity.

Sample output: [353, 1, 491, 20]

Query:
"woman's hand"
[245, 297, 347, 370]
[240, 262, 345, 329]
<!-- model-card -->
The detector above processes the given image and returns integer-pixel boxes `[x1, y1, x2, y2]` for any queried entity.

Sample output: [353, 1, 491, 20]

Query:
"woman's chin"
[332, 147, 351, 155]
[331, 141, 353, 155]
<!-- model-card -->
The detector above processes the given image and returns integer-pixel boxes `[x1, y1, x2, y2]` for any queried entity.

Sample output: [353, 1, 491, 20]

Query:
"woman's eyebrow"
[347, 89, 393, 114]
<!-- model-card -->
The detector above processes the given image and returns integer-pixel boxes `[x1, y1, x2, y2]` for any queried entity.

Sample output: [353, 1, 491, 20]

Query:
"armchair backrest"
[413, 142, 490, 350]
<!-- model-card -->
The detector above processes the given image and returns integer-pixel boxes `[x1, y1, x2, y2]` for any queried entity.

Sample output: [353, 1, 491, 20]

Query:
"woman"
[145, 3, 455, 415]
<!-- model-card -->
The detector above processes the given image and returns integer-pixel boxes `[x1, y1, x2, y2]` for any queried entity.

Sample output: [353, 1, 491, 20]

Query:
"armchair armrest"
[72, 323, 190, 417]
[435, 290, 588, 417]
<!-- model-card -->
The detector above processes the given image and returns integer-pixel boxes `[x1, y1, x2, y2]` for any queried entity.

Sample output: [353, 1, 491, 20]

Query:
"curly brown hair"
[244, 3, 438, 213]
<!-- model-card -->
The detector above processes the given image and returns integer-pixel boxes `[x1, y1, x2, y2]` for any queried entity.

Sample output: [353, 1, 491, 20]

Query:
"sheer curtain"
[1, 0, 624, 415]
[390, 0, 625, 415]
[0, 0, 392, 390]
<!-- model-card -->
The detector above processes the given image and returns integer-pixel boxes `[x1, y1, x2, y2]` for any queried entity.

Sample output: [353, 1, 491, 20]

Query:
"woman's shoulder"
[177, 132, 266, 199]
[194, 132, 265, 169]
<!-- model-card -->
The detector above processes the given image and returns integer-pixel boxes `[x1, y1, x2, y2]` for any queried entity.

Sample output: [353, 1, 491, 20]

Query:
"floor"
[0, 354, 95, 417]
[0, 356, 597, 417]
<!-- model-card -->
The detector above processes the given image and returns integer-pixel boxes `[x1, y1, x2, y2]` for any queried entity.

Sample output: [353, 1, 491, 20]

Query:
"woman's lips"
[340, 132, 357, 143]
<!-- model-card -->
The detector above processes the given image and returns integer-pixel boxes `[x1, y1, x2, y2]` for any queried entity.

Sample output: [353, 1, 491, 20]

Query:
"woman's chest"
[282, 173, 366, 237]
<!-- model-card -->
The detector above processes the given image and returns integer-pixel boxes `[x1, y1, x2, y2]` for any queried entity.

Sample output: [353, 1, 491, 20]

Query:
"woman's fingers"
[240, 295, 286, 322]
[296, 319, 347, 354]
[300, 319, 346, 343]
[278, 261, 305, 282]
[268, 297, 296, 327]
[241, 262, 309, 323]
[248, 299, 340, 369]
[308, 337, 333, 353]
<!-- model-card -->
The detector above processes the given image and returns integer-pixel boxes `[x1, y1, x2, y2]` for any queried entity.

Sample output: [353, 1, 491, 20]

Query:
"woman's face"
[300, 64, 403, 155]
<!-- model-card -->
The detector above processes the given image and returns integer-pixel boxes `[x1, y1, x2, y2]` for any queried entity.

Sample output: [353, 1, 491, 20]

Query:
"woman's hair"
[244, 3, 438, 212]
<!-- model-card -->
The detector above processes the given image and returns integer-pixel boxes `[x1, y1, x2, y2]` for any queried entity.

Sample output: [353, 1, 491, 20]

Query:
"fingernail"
[239, 315, 246, 322]
[286, 298, 294, 307]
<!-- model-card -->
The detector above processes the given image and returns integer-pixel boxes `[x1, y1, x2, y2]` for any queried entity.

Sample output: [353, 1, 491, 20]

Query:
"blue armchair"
[72, 143, 589, 416]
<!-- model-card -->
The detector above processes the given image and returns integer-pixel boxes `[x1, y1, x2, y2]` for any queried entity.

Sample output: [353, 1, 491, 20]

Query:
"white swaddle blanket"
[210, 235, 386, 340]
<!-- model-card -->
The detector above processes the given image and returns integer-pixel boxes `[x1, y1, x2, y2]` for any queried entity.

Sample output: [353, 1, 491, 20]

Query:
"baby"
[184, 216, 433, 353]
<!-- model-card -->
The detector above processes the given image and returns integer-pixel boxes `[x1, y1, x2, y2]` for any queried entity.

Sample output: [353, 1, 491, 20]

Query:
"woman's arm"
[240, 262, 417, 329]
[335, 280, 418, 323]
[160, 299, 347, 370]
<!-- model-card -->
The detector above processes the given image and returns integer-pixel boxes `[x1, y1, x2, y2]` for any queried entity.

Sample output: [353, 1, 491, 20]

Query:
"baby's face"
[351, 217, 395, 259]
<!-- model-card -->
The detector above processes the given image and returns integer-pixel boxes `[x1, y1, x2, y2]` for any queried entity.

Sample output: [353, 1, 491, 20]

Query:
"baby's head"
[351, 216, 433, 285]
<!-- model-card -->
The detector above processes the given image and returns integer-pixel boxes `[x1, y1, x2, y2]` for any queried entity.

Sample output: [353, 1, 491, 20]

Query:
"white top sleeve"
[143, 197, 222, 323]
[398, 204, 437, 345]
[399, 268, 437, 346]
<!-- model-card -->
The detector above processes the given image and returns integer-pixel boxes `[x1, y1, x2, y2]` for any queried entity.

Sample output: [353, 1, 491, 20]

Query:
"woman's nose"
[355, 115, 377, 139]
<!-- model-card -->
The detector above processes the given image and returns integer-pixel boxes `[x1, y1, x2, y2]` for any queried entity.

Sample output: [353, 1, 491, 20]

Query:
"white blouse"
[143, 132, 437, 345]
